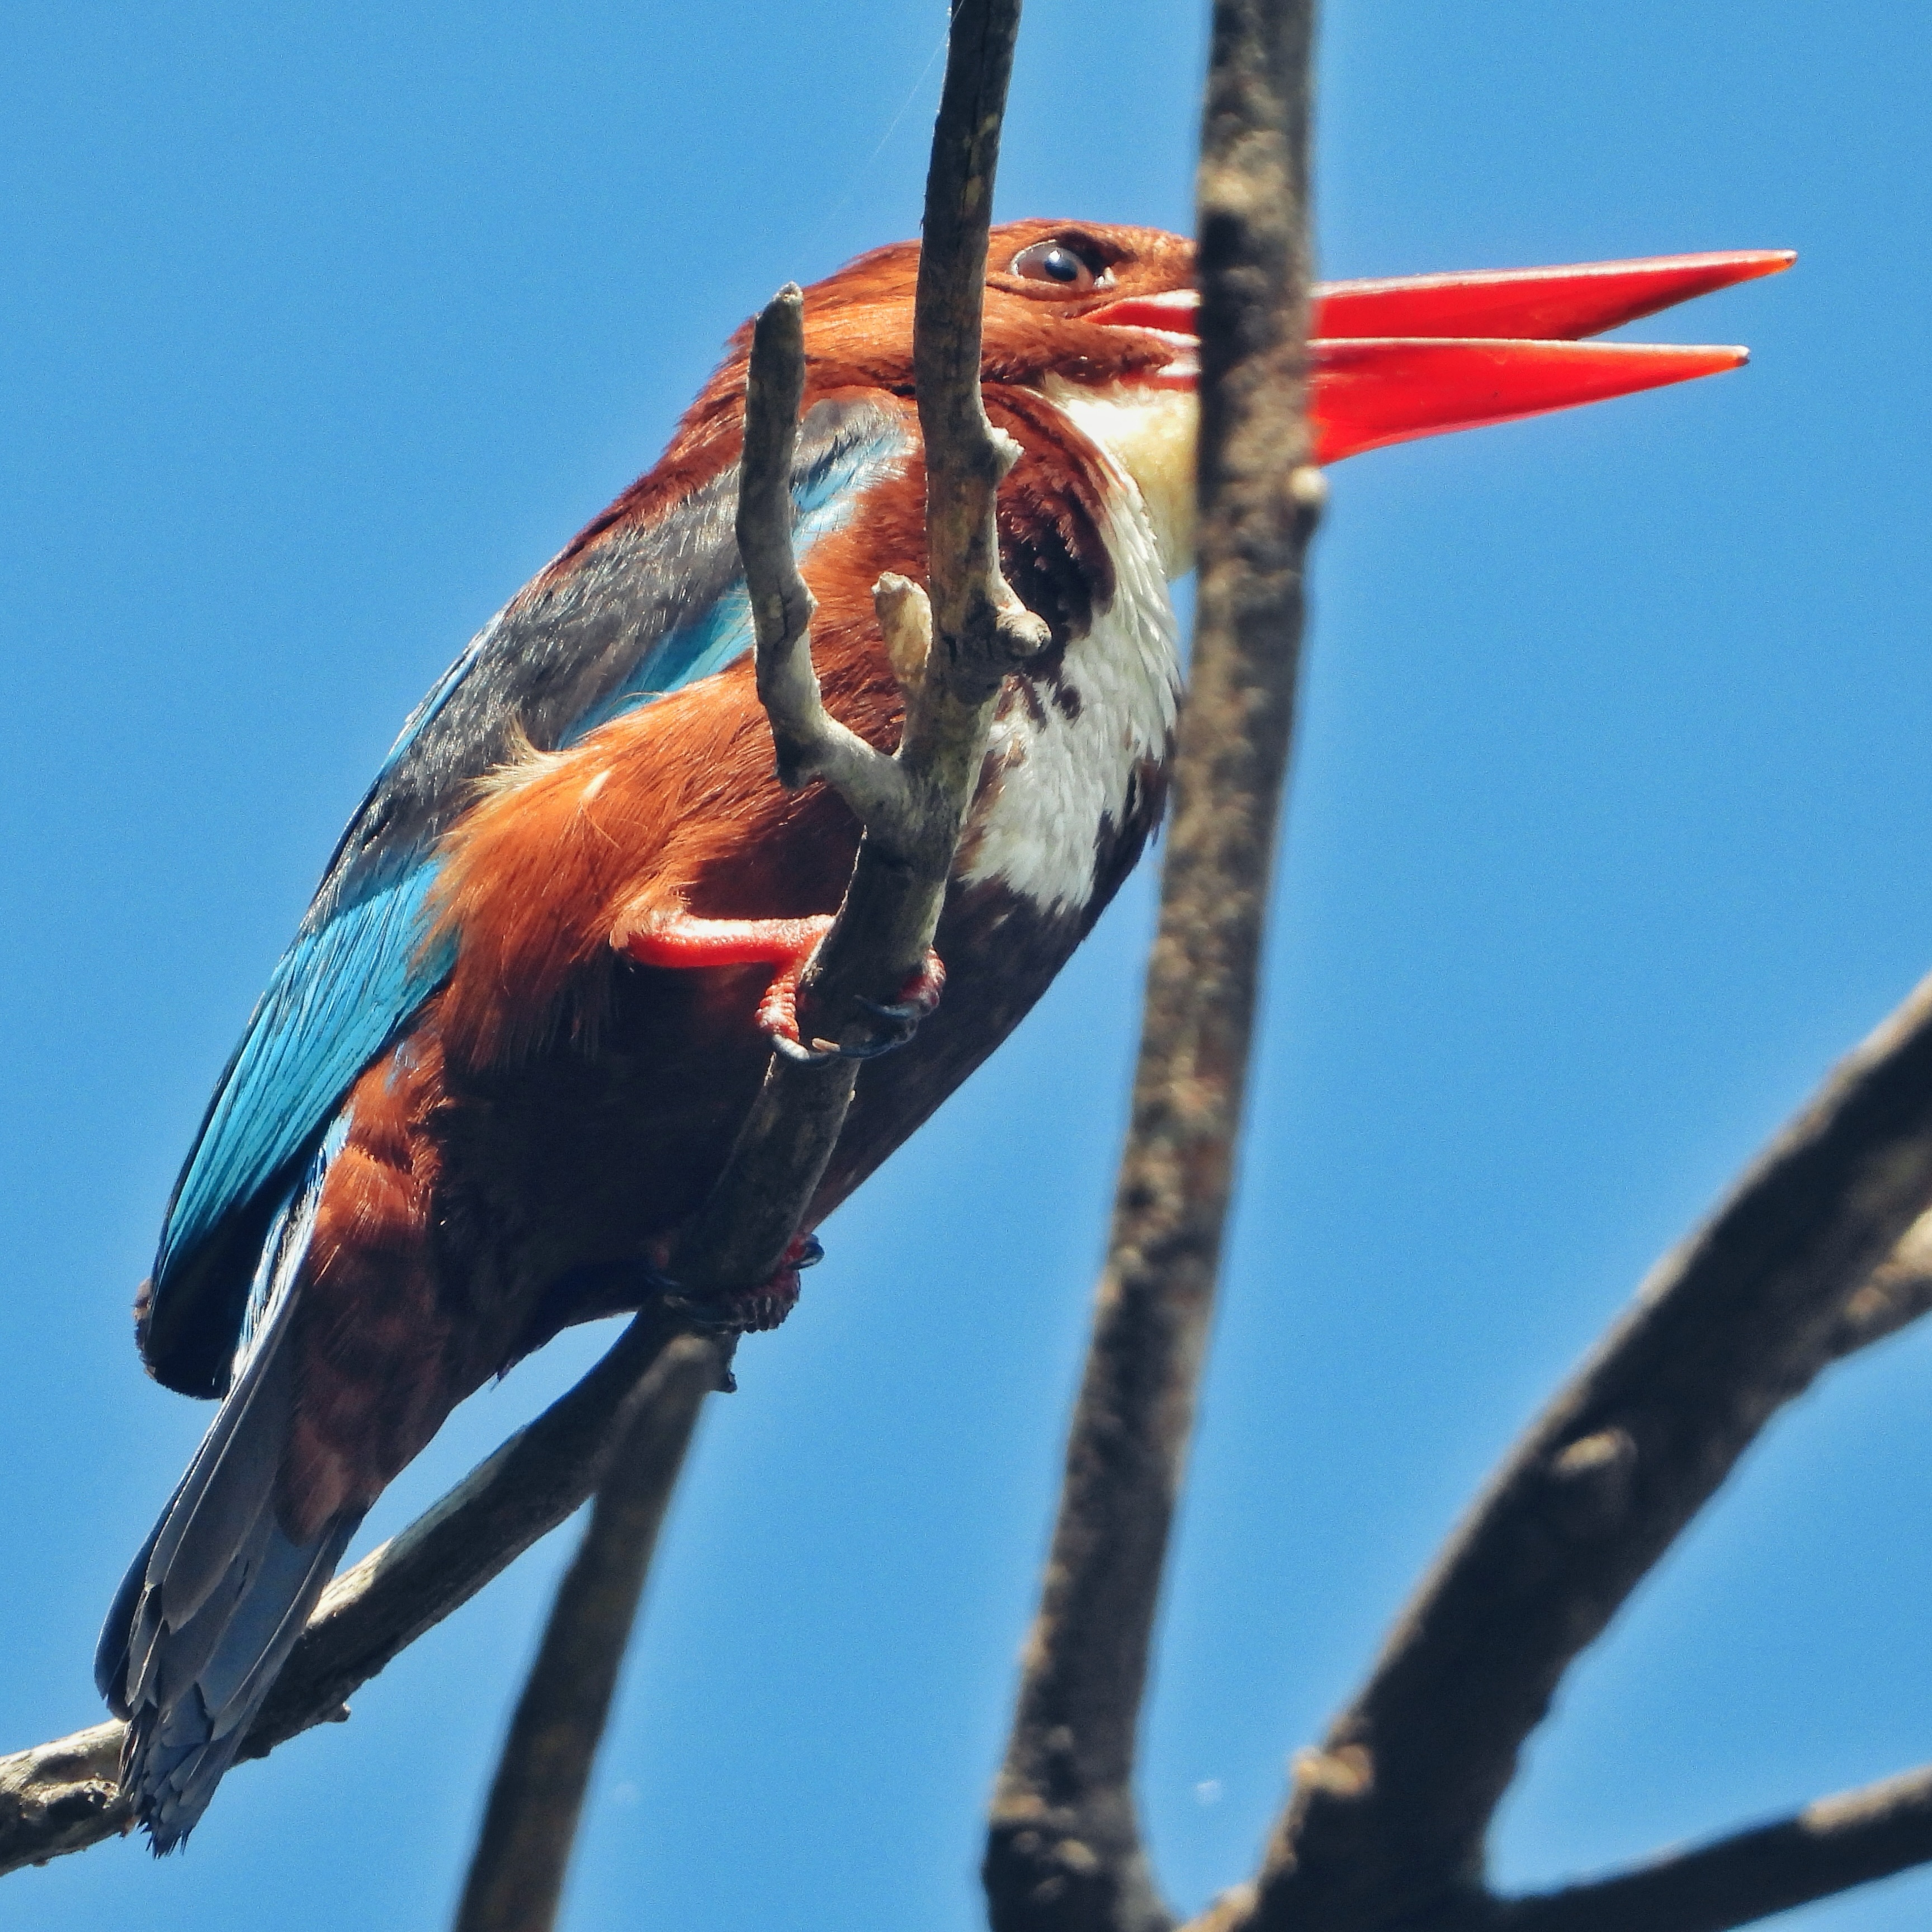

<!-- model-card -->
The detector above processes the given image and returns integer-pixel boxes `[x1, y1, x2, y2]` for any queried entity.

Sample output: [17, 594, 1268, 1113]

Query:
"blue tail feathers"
[97, 1138, 362, 1851]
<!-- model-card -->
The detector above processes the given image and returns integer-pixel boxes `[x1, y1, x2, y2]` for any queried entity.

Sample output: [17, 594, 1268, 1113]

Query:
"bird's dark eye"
[1010, 239, 1104, 292]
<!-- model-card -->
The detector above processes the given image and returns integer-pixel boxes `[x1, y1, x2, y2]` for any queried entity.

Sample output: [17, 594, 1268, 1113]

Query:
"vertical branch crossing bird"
[95, 220, 1791, 1846]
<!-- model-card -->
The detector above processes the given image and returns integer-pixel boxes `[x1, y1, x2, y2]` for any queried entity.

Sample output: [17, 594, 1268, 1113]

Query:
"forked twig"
[15, 10, 1932, 1930]
[658, 0, 1044, 1295]
[3, 7, 1039, 1878]
[444, 0, 1041, 1924]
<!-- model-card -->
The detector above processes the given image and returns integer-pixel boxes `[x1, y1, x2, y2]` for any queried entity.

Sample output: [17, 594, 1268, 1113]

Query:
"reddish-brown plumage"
[286, 1037, 448, 1536]
[108, 221, 1795, 1849]
[244, 230, 1187, 1528]
[548, 220, 1191, 580]
[428, 465, 914, 1070]
[286, 220, 1196, 1546]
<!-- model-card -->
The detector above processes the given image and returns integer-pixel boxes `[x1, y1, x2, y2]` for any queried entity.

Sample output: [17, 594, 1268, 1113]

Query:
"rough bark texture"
[983, 6, 1321, 1931]
[0, 1725, 127, 1873]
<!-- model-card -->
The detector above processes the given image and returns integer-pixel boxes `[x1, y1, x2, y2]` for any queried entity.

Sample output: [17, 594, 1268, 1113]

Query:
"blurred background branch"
[7, 10, 1932, 1932]
[452, 1338, 717, 1932]
[1491, 1760, 1932, 1932]
[984, 3, 1321, 1928]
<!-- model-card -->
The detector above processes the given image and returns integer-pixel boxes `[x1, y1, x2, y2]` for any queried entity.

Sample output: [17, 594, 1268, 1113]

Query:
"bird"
[95, 218, 1791, 1848]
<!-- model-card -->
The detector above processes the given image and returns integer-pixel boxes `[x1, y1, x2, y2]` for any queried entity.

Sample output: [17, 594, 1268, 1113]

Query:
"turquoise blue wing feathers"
[143, 397, 913, 1395]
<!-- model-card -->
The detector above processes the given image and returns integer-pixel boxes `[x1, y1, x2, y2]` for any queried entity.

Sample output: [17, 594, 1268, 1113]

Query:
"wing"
[143, 395, 915, 1395]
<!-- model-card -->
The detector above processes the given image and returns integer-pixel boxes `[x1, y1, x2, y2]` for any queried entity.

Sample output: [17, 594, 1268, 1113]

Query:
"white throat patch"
[960, 406, 1187, 917]
[1041, 377, 1199, 580]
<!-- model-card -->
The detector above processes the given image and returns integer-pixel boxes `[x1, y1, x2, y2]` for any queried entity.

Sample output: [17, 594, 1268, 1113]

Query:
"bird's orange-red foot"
[615, 908, 944, 1062]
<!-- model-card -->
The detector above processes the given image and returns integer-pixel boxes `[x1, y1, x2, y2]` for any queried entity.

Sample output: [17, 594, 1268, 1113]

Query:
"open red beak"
[1085, 249, 1794, 464]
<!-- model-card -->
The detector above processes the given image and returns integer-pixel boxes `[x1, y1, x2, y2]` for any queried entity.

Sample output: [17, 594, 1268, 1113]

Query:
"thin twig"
[0, 1301, 689, 1877]
[1231, 970, 1932, 1932]
[451, 1338, 717, 1932]
[739, 285, 914, 825]
[981, 6, 1321, 1930]
[1490, 1761, 1932, 1932]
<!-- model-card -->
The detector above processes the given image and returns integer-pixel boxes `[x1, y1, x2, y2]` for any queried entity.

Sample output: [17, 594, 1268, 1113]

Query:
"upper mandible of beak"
[1086, 249, 1795, 464]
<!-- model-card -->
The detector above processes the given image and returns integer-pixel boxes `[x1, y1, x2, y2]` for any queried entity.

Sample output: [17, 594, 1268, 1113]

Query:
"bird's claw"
[835, 1019, 914, 1060]
[763, 1015, 934, 1064]
[851, 949, 946, 1054]
[663, 1232, 822, 1338]
[763, 950, 947, 1062]
[768, 1031, 843, 1066]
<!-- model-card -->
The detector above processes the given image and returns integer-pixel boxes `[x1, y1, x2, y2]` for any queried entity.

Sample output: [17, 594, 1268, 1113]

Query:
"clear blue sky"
[4, 3, 1930, 1927]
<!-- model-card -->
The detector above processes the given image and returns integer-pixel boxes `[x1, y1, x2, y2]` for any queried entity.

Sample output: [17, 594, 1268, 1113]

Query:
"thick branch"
[0, 1725, 125, 1873]
[982, 7, 1320, 1931]
[1492, 1761, 1932, 1932]
[1826, 1202, 1932, 1361]
[452, 1338, 716, 1932]
[1238, 971, 1932, 1932]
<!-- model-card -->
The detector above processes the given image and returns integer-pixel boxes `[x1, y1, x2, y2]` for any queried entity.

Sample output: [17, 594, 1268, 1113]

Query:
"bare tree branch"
[0, 1725, 125, 1873]
[1227, 971, 1932, 1932]
[1487, 1761, 1932, 1932]
[982, 6, 1321, 1930]
[740, 285, 914, 828]
[446, 0, 1042, 1920]
[244, 1306, 693, 1763]
[30, 4, 1916, 1920]
[1187, 1760, 1932, 1932]
[452, 1338, 717, 1932]
[664, 0, 1043, 1294]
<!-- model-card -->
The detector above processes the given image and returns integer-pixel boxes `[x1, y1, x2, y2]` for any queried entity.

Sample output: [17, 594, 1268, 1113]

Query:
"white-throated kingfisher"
[95, 220, 1791, 1846]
